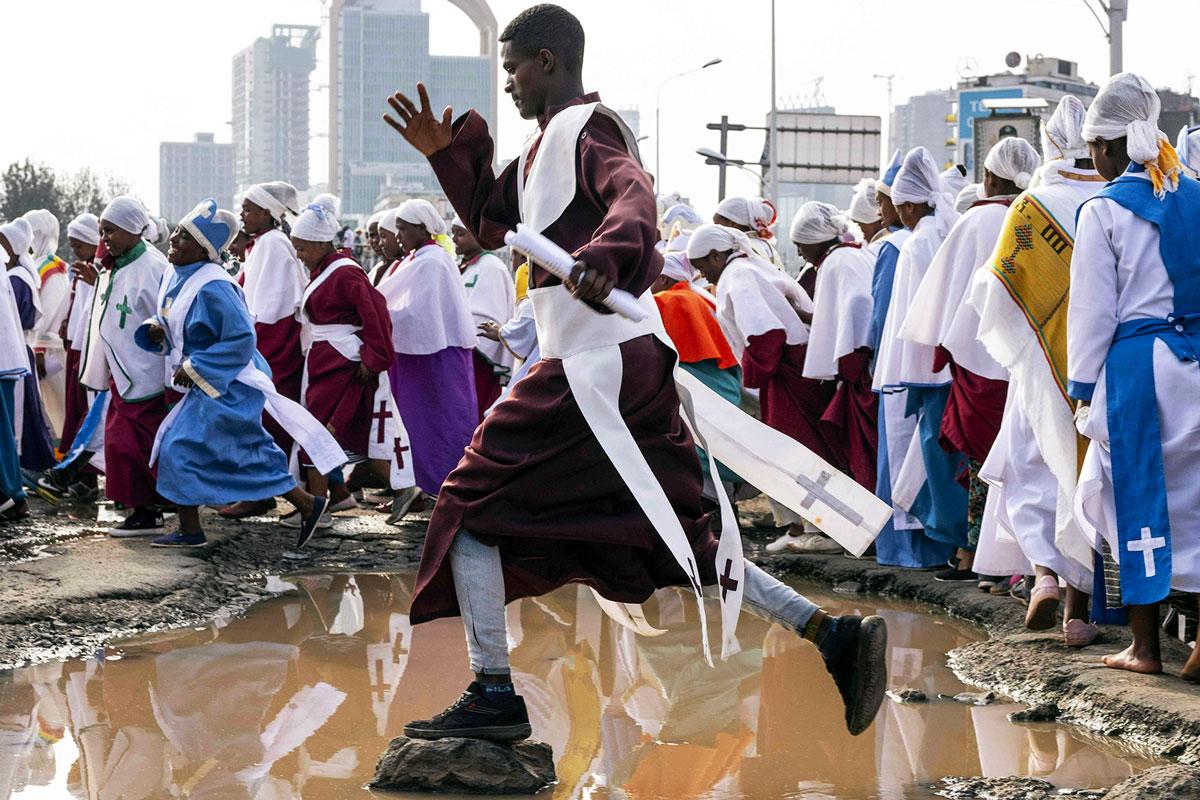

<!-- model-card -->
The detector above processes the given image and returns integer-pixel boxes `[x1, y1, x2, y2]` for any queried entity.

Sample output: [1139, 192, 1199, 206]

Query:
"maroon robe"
[300, 251, 394, 464]
[935, 346, 1008, 465]
[471, 350, 503, 418]
[59, 278, 92, 455]
[256, 315, 304, 455]
[104, 381, 168, 507]
[412, 93, 719, 625]
[741, 330, 842, 470]
[820, 348, 878, 491]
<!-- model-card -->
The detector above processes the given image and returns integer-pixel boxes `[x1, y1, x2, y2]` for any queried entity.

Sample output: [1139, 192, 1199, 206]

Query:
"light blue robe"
[135, 261, 295, 506]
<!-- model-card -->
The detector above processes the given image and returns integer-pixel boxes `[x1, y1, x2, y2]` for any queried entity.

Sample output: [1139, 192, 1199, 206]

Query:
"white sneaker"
[785, 533, 844, 554]
[765, 532, 804, 553]
[278, 510, 333, 530]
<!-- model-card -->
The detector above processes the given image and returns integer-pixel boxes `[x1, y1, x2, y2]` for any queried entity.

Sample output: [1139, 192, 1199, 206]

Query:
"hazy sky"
[3, 0, 1196, 217]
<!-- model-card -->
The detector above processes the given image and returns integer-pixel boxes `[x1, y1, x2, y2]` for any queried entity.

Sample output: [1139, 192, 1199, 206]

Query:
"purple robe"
[388, 348, 478, 494]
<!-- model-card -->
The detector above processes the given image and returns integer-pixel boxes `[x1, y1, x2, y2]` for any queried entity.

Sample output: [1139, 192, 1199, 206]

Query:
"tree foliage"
[0, 159, 133, 259]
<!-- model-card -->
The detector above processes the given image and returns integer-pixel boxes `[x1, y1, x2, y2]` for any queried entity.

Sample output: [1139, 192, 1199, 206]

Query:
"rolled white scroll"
[503, 224, 648, 322]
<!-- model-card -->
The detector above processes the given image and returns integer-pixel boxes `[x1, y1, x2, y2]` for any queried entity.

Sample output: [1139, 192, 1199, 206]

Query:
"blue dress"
[136, 262, 295, 506]
[8, 275, 56, 471]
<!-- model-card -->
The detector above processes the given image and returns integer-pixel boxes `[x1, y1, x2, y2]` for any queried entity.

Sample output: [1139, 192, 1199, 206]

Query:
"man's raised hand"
[384, 83, 453, 157]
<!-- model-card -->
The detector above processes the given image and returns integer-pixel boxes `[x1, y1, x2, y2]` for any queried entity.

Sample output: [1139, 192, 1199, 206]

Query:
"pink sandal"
[1063, 618, 1100, 648]
[1025, 575, 1061, 631]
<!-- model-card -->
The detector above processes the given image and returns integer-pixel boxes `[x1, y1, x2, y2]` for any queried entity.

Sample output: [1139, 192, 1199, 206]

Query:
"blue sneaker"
[151, 530, 208, 549]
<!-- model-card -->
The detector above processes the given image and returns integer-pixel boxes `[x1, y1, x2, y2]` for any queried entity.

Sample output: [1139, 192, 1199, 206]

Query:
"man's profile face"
[501, 40, 548, 120]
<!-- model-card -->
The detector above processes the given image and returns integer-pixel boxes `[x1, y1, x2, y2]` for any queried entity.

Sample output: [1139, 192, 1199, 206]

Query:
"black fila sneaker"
[404, 682, 532, 742]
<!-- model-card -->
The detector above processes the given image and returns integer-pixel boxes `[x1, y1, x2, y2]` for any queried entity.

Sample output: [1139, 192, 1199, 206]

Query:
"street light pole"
[767, 0, 781, 215]
[1108, 0, 1127, 75]
[655, 58, 723, 191]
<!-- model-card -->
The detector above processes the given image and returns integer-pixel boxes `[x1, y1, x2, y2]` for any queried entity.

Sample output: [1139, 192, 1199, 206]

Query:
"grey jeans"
[449, 529, 821, 675]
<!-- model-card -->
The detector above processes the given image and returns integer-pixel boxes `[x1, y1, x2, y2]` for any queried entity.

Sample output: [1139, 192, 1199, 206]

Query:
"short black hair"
[500, 4, 585, 74]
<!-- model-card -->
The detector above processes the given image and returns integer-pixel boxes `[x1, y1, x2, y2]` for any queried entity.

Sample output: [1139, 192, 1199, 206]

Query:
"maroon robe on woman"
[256, 315, 304, 455]
[933, 346, 1007, 466]
[300, 252, 393, 464]
[820, 348, 878, 491]
[412, 94, 719, 625]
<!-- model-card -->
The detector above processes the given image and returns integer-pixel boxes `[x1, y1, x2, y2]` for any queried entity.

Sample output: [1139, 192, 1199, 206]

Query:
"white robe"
[873, 215, 951, 391]
[461, 252, 516, 371]
[79, 243, 168, 400]
[715, 254, 811, 360]
[1069, 178, 1200, 593]
[240, 228, 305, 326]
[377, 243, 476, 355]
[898, 202, 1011, 380]
[970, 163, 1103, 585]
[802, 245, 874, 380]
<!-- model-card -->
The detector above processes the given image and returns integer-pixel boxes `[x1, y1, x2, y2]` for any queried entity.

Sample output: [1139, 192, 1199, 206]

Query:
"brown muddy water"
[0, 573, 1162, 799]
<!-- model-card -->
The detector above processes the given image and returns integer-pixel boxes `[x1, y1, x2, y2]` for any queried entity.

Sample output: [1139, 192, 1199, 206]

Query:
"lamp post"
[767, 0, 780, 215]
[696, 147, 764, 196]
[655, 58, 723, 190]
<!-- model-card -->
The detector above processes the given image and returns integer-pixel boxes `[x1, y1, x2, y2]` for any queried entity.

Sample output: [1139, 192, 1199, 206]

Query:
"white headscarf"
[1178, 124, 1200, 177]
[892, 147, 957, 234]
[20, 210, 60, 263]
[848, 178, 881, 224]
[663, 203, 703, 228]
[789, 202, 852, 245]
[660, 251, 694, 284]
[396, 198, 447, 236]
[101, 196, 154, 237]
[244, 181, 300, 223]
[939, 165, 969, 197]
[367, 209, 387, 230]
[1082, 71, 1182, 196]
[983, 137, 1039, 190]
[291, 195, 340, 243]
[1043, 95, 1089, 162]
[67, 213, 100, 246]
[151, 217, 171, 245]
[714, 196, 777, 239]
[0, 219, 33, 266]
[954, 183, 983, 213]
[686, 223, 755, 261]
[312, 193, 341, 218]
[378, 207, 400, 236]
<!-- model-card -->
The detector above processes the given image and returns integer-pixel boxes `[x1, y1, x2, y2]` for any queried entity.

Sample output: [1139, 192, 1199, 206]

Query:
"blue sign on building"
[958, 87, 1024, 170]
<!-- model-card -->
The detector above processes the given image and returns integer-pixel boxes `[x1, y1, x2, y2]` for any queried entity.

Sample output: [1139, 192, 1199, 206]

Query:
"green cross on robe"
[115, 295, 133, 329]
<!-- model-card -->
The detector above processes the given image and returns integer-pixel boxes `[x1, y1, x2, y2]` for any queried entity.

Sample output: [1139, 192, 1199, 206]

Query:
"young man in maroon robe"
[384, 3, 887, 743]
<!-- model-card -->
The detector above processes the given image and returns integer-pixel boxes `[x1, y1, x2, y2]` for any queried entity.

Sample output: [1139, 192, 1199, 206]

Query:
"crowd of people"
[0, 0, 1198, 744]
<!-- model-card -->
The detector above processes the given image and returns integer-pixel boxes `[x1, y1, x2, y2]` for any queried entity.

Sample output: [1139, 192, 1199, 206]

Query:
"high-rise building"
[159, 133, 234, 223]
[617, 107, 641, 139]
[889, 89, 956, 167]
[232, 24, 319, 197]
[328, 0, 497, 216]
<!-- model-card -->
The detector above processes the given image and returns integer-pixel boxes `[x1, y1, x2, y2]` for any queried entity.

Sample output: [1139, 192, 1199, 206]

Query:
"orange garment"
[653, 282, 738, 370]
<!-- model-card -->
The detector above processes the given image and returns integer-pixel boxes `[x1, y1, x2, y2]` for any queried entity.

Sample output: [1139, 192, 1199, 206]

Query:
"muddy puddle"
[0, 573, 1162, 799]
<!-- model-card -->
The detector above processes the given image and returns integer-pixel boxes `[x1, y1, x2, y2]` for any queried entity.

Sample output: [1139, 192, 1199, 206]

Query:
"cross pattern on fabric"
[1128, 526, 1167, 578]
[719, 558, 740, 601]
[1000, 223, 1036, 273]
[372, 660, 387, 703]
[372, 401, 392, 444]
[394, 440, 409, 469]
[797, 470, 866, 528]
[115, 295, 133, 329]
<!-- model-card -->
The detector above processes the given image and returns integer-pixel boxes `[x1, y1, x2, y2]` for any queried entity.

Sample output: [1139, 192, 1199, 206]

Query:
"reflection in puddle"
[0, 574, 1161, 799]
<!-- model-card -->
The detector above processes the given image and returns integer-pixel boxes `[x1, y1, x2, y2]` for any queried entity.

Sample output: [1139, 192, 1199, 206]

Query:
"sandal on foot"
[1025, 575, 1061, 631]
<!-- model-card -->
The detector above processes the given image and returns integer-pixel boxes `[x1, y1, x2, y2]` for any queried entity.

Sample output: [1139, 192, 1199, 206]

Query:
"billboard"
[958, 87, 1024, 171]
[972, 114, 1042, 182]
[770, 112, 882, 184]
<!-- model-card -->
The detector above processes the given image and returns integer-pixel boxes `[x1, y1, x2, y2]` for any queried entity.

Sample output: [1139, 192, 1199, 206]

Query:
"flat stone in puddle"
[887, 687, 928, 704]
[371, 736, 556, 794]
[939, 690, 998, 706]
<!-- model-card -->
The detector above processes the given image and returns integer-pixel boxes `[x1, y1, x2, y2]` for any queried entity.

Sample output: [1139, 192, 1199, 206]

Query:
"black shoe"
[296, 495, 329, 548]
[404, 681, 532, 742]
[0, 497, 29, 522]
[933, 566, 977, 582]
[819, 615, 888, 736]
[109, 508, 166, 537]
